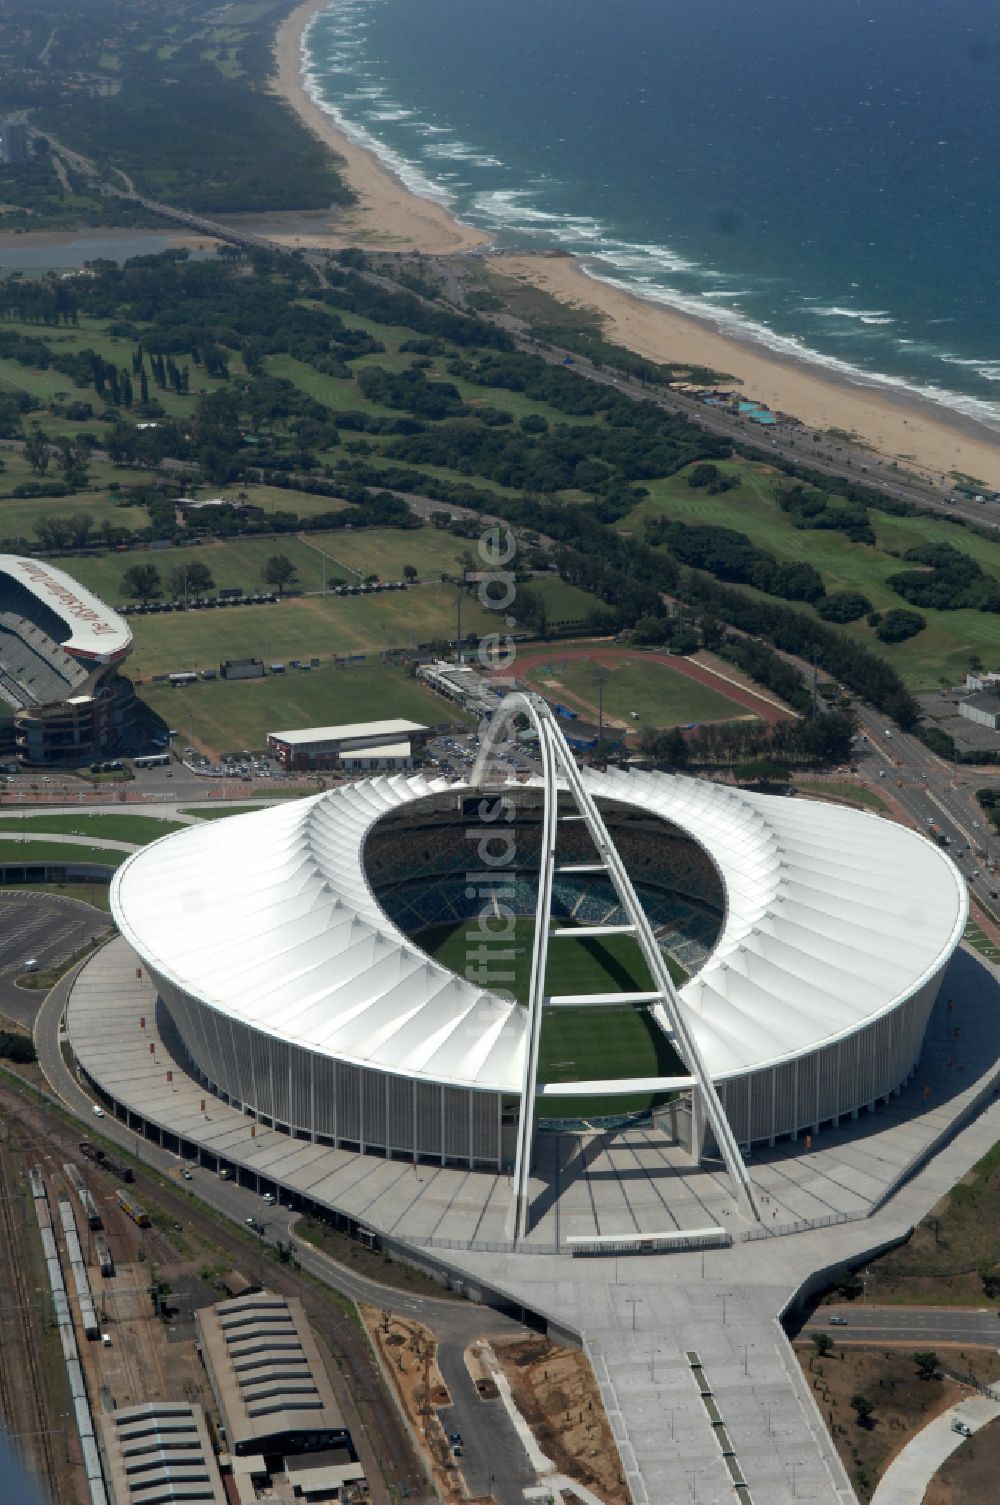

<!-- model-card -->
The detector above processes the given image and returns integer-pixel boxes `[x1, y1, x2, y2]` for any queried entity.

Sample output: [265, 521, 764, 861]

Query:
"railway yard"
[0, 1075, 433, 1505]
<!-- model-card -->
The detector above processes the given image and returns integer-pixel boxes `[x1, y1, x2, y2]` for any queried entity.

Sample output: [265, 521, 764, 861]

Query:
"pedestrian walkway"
[871, 1395, 1000, 1505]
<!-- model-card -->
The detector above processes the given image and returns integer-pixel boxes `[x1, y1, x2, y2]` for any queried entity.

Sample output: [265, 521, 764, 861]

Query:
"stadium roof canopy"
[111, 771, 966, 1093]
[0, 554, 132, 663]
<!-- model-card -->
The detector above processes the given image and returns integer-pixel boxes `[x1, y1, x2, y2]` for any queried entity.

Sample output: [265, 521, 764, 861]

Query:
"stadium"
[0, 555, 135, 766]
[109, 696, 966, 1233]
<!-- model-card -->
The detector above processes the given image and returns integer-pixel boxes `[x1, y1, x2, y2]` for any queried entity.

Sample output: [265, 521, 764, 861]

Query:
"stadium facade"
[111, 738, 966, 1195]
[0, 555, 135, 766]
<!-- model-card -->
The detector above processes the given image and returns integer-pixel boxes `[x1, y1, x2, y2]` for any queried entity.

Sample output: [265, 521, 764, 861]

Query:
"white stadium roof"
[110, 771, 966, 1093]
[0, 554, 132, 663]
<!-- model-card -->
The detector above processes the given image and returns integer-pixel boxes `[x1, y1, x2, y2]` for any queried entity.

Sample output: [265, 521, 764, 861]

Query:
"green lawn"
[181, 804, 281, 819]
[0, 814, 182, 843]
[526, 575, 604, 625]
[0, 840, 125, 868]
[795, 781, 887, 811]
[965, 919, 1000, 965]
[420, 916, 686, 1117]
[311, 527, 473, 582]
[524, 651, 752, 729]
[140, 660, 458, 756]
[122, 583, 498, 678]
[619, 459, 1000, 689]
[62, 535, 349, 604]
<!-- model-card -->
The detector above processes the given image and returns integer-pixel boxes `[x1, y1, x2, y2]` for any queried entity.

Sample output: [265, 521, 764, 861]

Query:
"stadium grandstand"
[110, 695, 965, 1237]
[0, 556, 135, 766]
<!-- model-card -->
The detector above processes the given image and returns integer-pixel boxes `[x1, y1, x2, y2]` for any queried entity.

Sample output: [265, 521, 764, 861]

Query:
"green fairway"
[525, 576, 606, 626]
[527, 651, 751, 729]
[140, 660, 458, 756]
[419, 916, 686, 1118]
[619, 459, 1000, 689]
[0, 840, 125, 868]
[0, 814, 182, 843]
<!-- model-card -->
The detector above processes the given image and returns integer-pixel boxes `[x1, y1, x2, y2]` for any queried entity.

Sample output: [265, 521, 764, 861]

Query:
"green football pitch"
[418, 916, 687, 1119]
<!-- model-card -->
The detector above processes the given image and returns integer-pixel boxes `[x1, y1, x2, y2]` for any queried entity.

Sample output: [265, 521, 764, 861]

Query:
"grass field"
[114, 582, 499, 679]
[140, 661, 457, 756]
[0, 814, 182, 843]
[420, 916, 686, 1117]
[0, 840, 125, 868]
[794, 781, 888, 811]
[307, 527, 475, 582]
[525, 651, 752, 729]
[525, 576, 604, 625]
[181, 804, 276, 820]
[965, 919, 1000, 965]
[620, 459, 1000, 689]
[63, 535, 349, 604]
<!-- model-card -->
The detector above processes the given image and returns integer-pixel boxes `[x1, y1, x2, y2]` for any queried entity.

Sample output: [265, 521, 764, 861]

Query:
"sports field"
[420, 916, 686, 1118]
[533, 652, 753, 730]
[140, 660, 459, 757]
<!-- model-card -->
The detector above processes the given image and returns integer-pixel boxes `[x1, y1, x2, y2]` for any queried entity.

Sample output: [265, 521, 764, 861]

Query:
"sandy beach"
[272, 0, 486, 255]
[273, 0, 1000, 489]
[490, 254, 1000, 489]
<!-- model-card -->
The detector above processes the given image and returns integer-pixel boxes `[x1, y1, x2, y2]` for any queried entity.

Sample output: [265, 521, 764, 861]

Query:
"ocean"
[303, 0, 1000, 432]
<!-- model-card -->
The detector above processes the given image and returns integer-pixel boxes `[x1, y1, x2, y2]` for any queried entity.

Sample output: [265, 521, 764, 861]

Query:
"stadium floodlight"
[471, 691, 763, 1240]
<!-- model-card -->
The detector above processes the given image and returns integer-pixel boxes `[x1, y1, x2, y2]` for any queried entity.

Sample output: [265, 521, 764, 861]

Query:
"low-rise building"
[267, 719, 427, 772]
[959, 692, 1000, 731]
[101, 1401, 226, 1505]
[196, 1292, 352, 1460]
[417, 659, 499, 716]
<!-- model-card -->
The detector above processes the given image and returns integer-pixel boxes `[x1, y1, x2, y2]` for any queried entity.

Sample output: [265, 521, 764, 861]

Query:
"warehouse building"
[101, 1401, 226, 1505]
[267, 718, 428, 772]
[959, 691, 1000, 731]
[195, 1292, 351, 1460]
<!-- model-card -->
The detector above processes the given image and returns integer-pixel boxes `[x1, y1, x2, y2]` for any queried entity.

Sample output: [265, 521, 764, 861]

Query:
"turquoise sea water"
[303, 0, 1000, 432]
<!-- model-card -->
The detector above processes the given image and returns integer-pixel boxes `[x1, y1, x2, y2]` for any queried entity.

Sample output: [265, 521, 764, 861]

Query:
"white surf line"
[296, 533, 364, 581]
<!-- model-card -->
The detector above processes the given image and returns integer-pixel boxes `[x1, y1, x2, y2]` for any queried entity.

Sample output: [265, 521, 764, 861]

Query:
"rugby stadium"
[109, 695, 965, 1235]
[0, 554, 135, 766]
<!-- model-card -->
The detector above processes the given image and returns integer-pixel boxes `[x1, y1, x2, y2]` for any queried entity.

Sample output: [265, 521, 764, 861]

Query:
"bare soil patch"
[793, 1339, 1000, 1503]
[361, 1306, 462, 1502]
[494, 1333, 629, 1505]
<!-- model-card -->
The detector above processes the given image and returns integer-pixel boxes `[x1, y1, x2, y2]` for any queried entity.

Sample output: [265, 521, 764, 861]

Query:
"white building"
[267, 718, 428, 771]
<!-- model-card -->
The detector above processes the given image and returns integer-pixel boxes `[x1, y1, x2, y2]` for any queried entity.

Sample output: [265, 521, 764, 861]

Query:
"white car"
[92, 1105, 105, 1118]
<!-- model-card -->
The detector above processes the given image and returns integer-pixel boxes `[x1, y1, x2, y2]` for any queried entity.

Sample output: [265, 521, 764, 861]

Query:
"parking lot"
[0, 893, 112, 1028]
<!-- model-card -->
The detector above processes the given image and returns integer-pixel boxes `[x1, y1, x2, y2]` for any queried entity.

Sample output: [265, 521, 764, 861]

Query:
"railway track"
[0, 1119, 64, 1502]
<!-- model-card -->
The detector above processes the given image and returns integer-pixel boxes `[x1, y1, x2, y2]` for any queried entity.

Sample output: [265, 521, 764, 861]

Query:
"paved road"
[804, 1303, 1000, 1347]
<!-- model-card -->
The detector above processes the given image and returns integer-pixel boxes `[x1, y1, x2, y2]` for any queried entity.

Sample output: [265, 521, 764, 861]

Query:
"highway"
[848, 702, 1000, 920]
[803, 1304, 1000, 1349]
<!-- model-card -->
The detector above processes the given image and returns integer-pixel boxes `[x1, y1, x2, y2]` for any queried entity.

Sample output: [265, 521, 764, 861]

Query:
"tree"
[811, 1332, 833, 1358]
[912, 1351, 940, 1381]
[121, 563, 162, 603]
[849, 1394, 875, 1427]
[168, 561, 215, 599]
[24, 429, 49, 476]
[262, 554, 298, 596]
[403, 564, 418, 581]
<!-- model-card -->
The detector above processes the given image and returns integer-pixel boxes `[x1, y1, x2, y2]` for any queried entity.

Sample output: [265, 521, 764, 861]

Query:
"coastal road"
[804, 1304, 1000, 1349]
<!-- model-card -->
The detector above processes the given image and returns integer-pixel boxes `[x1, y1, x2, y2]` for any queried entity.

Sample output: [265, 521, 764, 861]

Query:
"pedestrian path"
[871, 1395, 1000, 1505]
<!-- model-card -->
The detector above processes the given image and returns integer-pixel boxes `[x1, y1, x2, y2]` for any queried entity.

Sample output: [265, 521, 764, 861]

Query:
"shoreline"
[273, 0, 1000, 489]
[272, 0, 486, 255]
